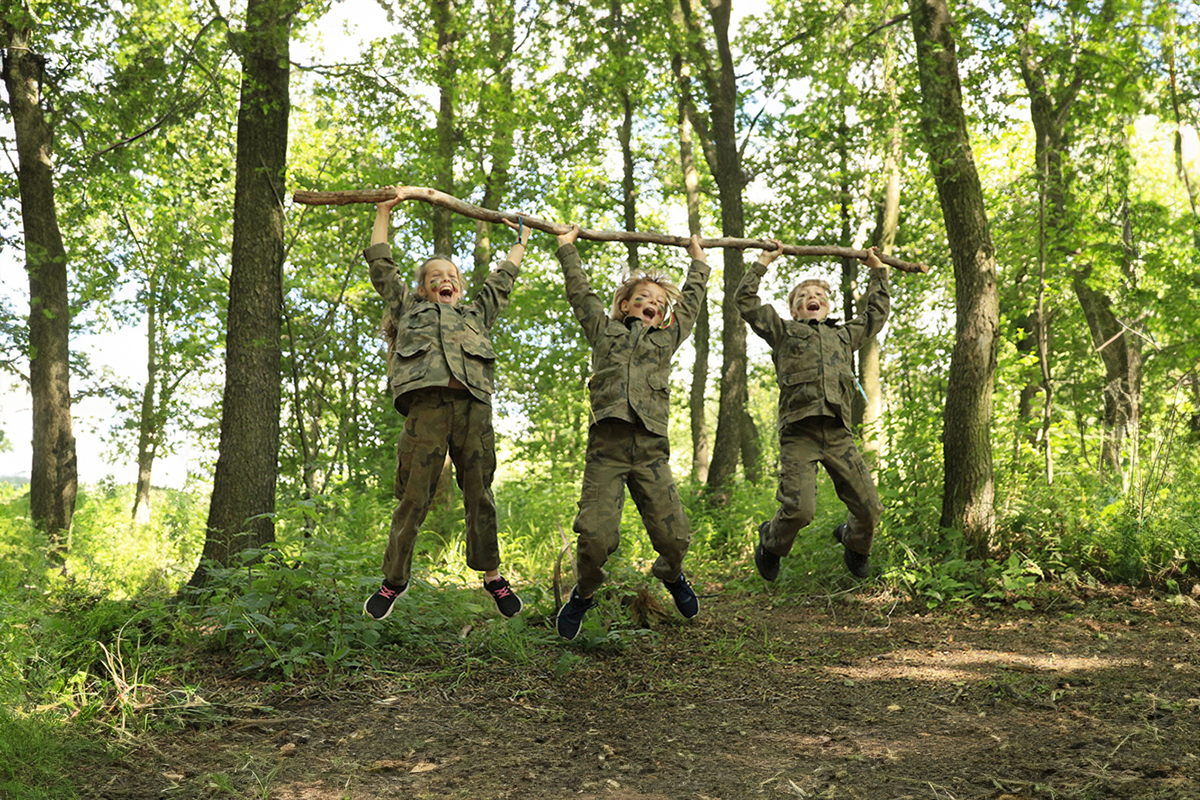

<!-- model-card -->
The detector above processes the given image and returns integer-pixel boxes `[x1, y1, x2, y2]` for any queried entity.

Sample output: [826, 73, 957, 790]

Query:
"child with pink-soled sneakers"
[361, 187, 528, 621]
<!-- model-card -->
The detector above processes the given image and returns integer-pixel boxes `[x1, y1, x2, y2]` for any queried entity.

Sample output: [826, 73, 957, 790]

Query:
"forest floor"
[81, 581, 1200, 800]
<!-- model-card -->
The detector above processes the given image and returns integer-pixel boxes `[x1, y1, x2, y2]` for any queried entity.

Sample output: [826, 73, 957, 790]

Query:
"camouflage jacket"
[364, 242, 518, 415]
[555, 243, 710, 438]
[736, 263, 890, 430]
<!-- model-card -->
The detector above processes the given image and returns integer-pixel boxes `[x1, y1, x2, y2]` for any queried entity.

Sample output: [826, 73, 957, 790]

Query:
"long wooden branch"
[291, 186, 930, 273]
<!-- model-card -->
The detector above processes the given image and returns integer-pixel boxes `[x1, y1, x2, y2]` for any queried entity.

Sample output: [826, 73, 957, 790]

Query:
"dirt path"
[92, 588, 1199, 799]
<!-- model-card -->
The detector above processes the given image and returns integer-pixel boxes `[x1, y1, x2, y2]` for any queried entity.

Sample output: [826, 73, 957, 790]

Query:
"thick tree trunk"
[2, 20, 77, 554]
[909, 0, 999, 558]
[191, 0, 294, 585]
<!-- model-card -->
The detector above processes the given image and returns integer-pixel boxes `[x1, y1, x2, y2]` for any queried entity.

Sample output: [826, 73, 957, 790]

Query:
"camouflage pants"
[761, 415, 882, 557]
[382, 387, 500, 585]
[572, 419, 690, 597]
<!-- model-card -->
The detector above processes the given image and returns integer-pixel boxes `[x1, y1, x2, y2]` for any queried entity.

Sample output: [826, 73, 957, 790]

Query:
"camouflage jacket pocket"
[391, 341, 434, 392]
[462, 338, 496, 394]
[780, 365, 820, 405]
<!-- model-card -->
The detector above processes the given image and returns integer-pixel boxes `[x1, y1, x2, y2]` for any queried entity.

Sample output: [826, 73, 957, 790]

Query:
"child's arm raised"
[554, 224, 608, 345]
[669, 235, 711, 338]
[473, 216, 533, 328]
[846, 246, 891, 348]
[364, 187, 410, 304]
[736, 239, 786, 345]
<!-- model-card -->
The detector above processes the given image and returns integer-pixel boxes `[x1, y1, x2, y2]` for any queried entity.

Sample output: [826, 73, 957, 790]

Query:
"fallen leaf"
[410, 762, 440, 773]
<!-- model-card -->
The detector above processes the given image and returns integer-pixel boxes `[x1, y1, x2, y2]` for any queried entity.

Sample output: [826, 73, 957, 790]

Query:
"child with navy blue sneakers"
[361, 187, 528, 621]
[736, 241, 890, 581]
[552, 224, 710, 640]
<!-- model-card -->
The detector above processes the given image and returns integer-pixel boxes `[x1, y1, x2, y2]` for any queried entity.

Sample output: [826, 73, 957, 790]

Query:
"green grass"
[1, 445, 1199, 796]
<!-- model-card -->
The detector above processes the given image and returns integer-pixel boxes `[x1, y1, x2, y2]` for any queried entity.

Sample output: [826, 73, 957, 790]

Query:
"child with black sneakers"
[736, 241, 890, 581]
[553, 224, 710, 640]
[362, 187, 528, 621]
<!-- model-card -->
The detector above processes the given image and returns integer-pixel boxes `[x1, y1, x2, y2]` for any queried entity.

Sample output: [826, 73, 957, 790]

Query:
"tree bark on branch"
[292, 187, 930, 273]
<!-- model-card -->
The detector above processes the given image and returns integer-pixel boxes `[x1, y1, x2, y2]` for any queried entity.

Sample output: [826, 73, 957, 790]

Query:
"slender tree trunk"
[859, 33, 901, 467]
[132, 274, 159, 525]
[691, 0, 755, 495]
[1163, 2, 1200, 251]
[191, 0, 294, 585]
[471, 0, 517, 284]
[909, 0, 1000, 558]
[676, 66, 709, 483]
[2, 18, 77, 555]
[619, 90, 639, 273]
[432, 0, 457, 256]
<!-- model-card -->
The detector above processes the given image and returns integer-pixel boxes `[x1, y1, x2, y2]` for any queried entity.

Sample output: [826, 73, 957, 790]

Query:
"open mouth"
[643, 308, 658, 322]
[807, 301, 821, 313]
[439, 286, 456, 301]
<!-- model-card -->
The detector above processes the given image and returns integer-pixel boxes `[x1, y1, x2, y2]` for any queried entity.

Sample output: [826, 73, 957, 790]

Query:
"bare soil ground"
[86, 584, 1200, 800]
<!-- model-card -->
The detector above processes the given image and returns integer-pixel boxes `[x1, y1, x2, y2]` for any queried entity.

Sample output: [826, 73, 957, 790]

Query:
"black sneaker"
[663, 573, 699, 619]
[833, 523, 870, 579]
[754, 520, 780, 581]
[363, 579, 409, 620]
[484, 576, 523, 617]
[556, 586, 596, 640]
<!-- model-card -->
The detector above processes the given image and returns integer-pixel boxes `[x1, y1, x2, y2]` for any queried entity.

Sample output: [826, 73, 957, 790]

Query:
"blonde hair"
[787, 278, 832, 311]
[380, 254, 462, 368]
[609, 272, 683, 322]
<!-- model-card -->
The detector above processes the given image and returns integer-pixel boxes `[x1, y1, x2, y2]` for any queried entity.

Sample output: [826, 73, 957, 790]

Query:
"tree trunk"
[697, 0, 754, 496]
[470, 0, 517, 285]
[674, 52, 708, 483]
[132, 273, 159, 525]
[619, 89, 639, 273]
[191, 0, 294, 585]
[432, 0, 457, 256]
[859, 36, 901, 468]
[2, 18, 78, 555]
[909, 0, 1000, 559]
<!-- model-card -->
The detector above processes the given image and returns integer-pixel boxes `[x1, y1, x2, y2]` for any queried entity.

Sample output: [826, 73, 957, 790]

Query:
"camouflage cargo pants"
[382, 387, 500, 585]
[572, 419, 691, 597]
[761, 415, 882, 557]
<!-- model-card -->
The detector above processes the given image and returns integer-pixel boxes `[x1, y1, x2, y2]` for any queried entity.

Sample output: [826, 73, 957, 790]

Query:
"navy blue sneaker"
[363, 579, 409, 620]
[484, 576, 523, 617]
[833, 523, 870, 579]
[556, 586, 596, 640]
[754, 520, 780, 581]
[663, 573, 699, 619]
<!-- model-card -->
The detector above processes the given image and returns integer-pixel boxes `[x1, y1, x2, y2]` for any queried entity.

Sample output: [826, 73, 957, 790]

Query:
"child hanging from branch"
[362, 187, 530, 621]
[737, 241, 890, 582]
[551, 223, 711, 641]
